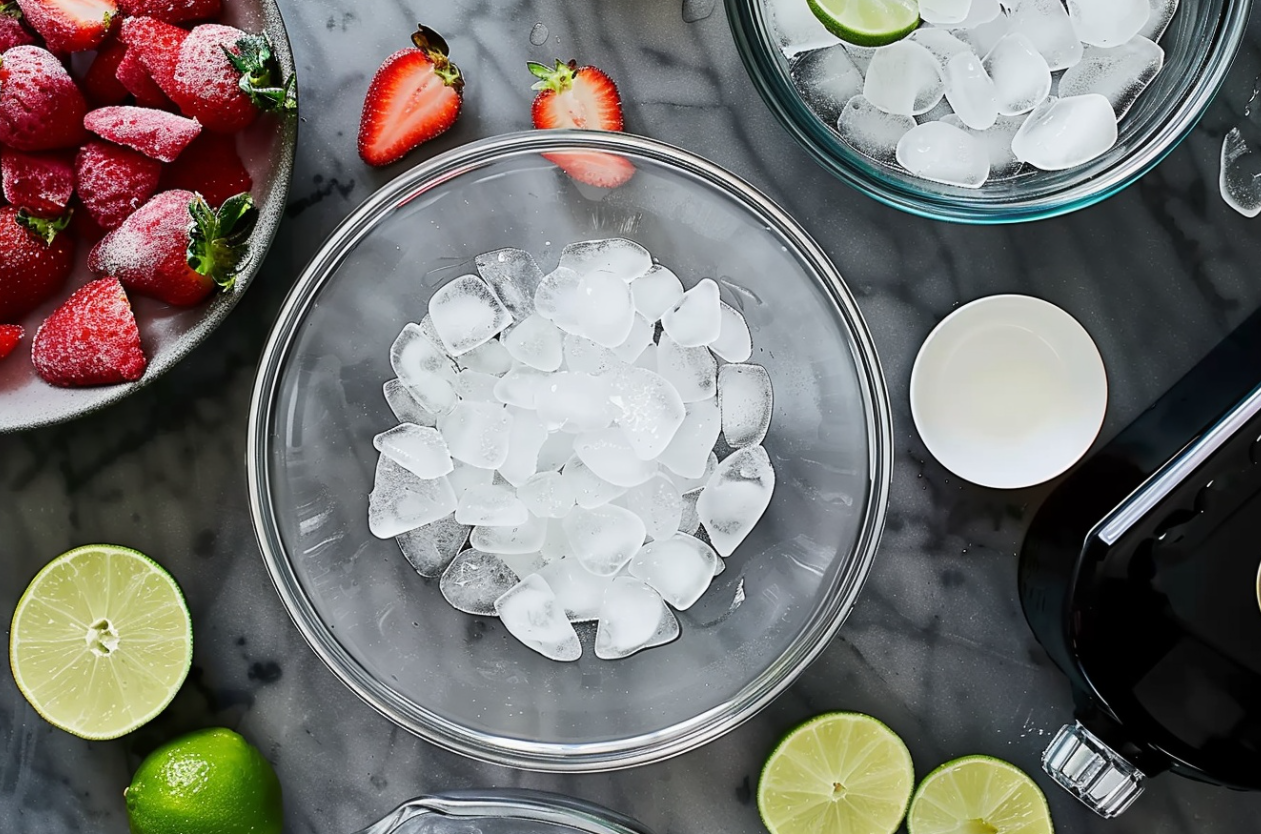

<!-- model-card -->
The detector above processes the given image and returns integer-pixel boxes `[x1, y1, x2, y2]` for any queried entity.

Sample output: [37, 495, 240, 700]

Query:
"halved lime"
[758, 712, 916, 834]
[807, 0, 921, 47]
[907, 755, 1054, 834]
[9, 544, 193, 740]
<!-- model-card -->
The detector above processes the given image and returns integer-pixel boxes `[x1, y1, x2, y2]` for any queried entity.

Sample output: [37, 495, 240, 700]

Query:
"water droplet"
[529, 23, 549, 45]
[681, 0, 715, 21]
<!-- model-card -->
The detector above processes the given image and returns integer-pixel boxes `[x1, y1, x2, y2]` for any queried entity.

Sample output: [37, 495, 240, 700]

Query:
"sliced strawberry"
[1, 148, 74, 216]
[171, 24, 295, 133]
[0, 45, 88, 151]
[82, 35, 130, 106]
[115, 48, 174, 109]
[84, 106, 201, 163]
[542, 150, 637, 189]
[118, 0, 218, 24]
[159, 130, 250, 207]
[528, 59, 633, 189]
[74, 139, 163, 230]
[14, 0, 116, 54]
[118, 15, 184, 98]
[32, 276, 146, 387]
[0, 324, 23, 359]
[0, 1, 37, 52]
[357, 25, 463, 167]
[0, 206, 74, 321]
[89, 189, 257, 306]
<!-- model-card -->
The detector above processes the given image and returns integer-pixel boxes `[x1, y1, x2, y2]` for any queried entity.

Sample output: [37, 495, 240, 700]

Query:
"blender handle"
[1042, 721, 1147, 818]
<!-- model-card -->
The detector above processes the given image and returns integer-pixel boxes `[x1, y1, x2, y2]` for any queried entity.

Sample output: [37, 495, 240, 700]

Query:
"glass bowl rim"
[353, 789, 656, 834]
[245, 129, 894, 772]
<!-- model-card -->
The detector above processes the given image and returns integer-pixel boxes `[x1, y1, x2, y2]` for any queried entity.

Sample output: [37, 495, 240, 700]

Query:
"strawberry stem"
[223, 33, 298, 113]
[16, 210, 71, 245]
[410, 24, 463, 91]
[186, 193, 258, 290]
[528, 59, 579, 94]
[0, 1, 22, 19]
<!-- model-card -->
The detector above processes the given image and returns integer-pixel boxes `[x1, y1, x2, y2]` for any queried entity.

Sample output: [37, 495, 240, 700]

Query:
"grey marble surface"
[4, 0, 1261, 832]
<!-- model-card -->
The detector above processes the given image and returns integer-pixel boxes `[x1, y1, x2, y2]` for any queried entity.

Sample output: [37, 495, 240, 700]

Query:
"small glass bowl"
[247, 131, 891, 771]
[353, 790, 653, 834]
[726, 0, 1252, 223]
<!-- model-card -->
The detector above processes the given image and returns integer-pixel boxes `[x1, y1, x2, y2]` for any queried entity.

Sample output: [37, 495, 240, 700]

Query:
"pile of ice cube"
[366, 238, 776, 662]
[778, 0, 1178, 187]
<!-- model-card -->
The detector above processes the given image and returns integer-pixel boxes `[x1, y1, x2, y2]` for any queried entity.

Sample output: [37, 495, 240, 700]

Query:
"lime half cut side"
[907, 755, 1054, 834]
[9, 544, 193, 740]
[758, 711, 916, 834]
[807, 0, 921, 47]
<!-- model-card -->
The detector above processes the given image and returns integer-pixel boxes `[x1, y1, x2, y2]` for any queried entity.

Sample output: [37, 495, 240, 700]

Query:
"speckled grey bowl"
[0, 0, 297, 433]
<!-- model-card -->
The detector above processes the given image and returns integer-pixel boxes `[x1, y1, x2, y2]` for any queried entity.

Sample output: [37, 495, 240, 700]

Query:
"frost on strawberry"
[1, 148, 74, 216]
[15, 0, 116, 54]
[0, 205, 74, 321]
[75, 139, 162, 230]
[0, 45, 88, 151]
[118, 0, 219, 25]
[171, 24, 296, 133]
[85, 106, 202, 163]
[0, 1, 37, 52]
[32, 277, 147, 387]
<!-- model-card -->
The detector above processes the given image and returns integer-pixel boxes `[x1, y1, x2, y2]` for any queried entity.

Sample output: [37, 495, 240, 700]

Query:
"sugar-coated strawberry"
[170, 24, 295, 133]
[82, 36, 130, 105]
[0, 324, 22, 359]
[0, 205, 74, 321]
[0, 1, 37, 52]
[14, 0, 116, 54]
[1, 148, 73, 215]
[32, 277, 146, 386]
[159, 130, 250, 207]
[118, 15, 184, 97]
[357, 25, 463, 167]
[84, 106, 201, 163]
[0, 45, 88, 151]
[89, 189, 257, 306]
[528, 59, 634, 188]
[74, 139, 162, 230]
[115, 48, 174, 109]
[118, 0, 218, 24]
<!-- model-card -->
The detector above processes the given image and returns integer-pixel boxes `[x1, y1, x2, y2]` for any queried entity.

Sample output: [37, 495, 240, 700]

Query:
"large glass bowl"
[727, 0, 1252, 223]
[246, 131, 892, 771]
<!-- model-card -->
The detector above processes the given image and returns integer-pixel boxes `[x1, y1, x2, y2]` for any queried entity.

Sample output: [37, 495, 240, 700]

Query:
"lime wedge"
[9, 544, 193, 740]
[907, 755, 1054, 834]
[807, 0, 921, 47]
[758, 712, 916, 834]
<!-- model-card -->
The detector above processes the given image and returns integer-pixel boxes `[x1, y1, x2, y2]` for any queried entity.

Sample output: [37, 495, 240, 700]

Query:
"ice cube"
[863, 41, 946, 117]
[497, 550, 549, 580]
[837, 95, 917, 165]
[633, 343, 657, 373]
[896, 121, 990, 188]
[574, 428, 658, 487]
[537, 558, 614, 622]
[390, 324, 457, 414]
[518, 471, 577, 518]
[453, 369, 501, 403]
[458, 338, 513, 376]
[475, 247, 544, 322]
[536, 372, 617, 432]
[710, 302, 753, 363]
[940, 113, 1026, 179]
[984, 33, 1052, 115]
[563, 505, 647, 576]
[441, 549, 521, 616]
[383, 378, 437, 427]
[697, 445, 776, 557]
[1058, 38, 1164, 119]
[429, 274, 513, 357]
[909, 28, 972, 67]
[447, 459, 494, 499]
[1140, 0, 1178, 42]
[661, 278, 722, 348]
[535, 431, 576, 473]
[629, 265, 685, 323]
[628, 534, 721, 610]
[920, 0, 972, 26]
[395, 514, 469, 577]
[440, 401, 514, 469]
[575, 272, 636, 348]
[955, 0, 1001, 27]
[943, 52, 999, 130]
[678, 491, 701, 535]
[789, 44, 865, 128]
[1067, 0, 1149, 48]
[718, 363, 773, 448]
[373, 423, 454, 480]
[658, 396, 721, 478]
[471, 514, 548, 554]
[1012, 94, 1118, 170]
[498, 409, 549, 486]
[656, 333, 717, 404]
[951, 13, 1012, 56]
[539, 518, 573, 561]
[558, 238, 653, 283]
[368, 456, 458, 538]
[766, 0, 842, 56]
[621, 474, 684, 542]
[609, 367, 688, 459]
[667, 451, 718, 495]
[503, 314, 564, 372]
[1220, 128, 1261, 218]
[1006, 0, 1084, 70]
[456, 482, 529, 526]
[611, 315, 654, 364]
[916, 98, 956, 125]
[594, 578, 680, 659]
[494, 574, 581, 661]
[562, 334, 622, 375]
[563, 455, 629, 508]
[493, 364, 550, 409]
[417, 314, 445, 353]
[534, 266, 584, 333]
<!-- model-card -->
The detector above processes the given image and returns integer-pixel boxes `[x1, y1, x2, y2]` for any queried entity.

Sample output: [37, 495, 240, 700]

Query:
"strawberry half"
[528, 59, 634, 188]
[0, 205, 74, 321]
[119, 15, 185, 97]
[32, 276, 146, 386]
[75, 139, 163, 230]
[0, 1, 36, 52]
[170, 24, 296, 133]
[118, 0, 219, 25]
[0, 324, 23, 360]
[14, 0, 116, 54]
[85, 106, 202, 162]
[357, 25, 463, 167]
[0, 45, 88, 151]
[1, 148, 74, 216]
[88, 189, 257, 306]
[115, 47, 175, 109]
[159, 131, 251, 208]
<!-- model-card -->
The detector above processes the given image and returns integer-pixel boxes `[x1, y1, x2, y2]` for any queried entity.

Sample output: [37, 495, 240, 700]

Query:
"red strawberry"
[1, 148, 74, 215]
[89, 188, 257, 306]
[14, 0, 116, 54]
[0, 45, 88, 151]
[82, 36, 130, 106]
[159, 130, 250, 207]
[0, 323, 22, 359]
[357, 25, 463, 167]
[115, 48, 174, 109]
[84, 106, 201, 162]
[117, 0, 218, 25]
[170, 24, 295, 133]
[118, 15, 184, 97]
[0, 1, 36, 52]
[74, 139, 162, 229]
[32, 276, 146, 386]
[0, 205, 74, 321]
[528, 59, 634, 188]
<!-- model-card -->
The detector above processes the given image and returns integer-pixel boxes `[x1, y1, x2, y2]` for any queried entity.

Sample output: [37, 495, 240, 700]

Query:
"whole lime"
[125, 727, 283, 834]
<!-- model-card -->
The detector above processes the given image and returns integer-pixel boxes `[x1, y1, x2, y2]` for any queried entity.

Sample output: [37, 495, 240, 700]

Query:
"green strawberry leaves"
[186, 192, 259, 290]
[224, 33, 298, 113]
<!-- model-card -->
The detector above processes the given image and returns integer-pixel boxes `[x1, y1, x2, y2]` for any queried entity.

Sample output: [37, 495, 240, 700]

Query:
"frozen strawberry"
[170, 24, 295, 133]
[118, 15, 184, 96]
[89, 189, 257, 306]
[1, 148, 73, 216]
[118, 0, 218, 24]
[0, 2, 36, 52]
[159, 131, 250, 207]
[529, 59, 634, 188]
[84, 106, 201, 163]
[75, 139, 162, 230]
[32, 277, 146, 386]
[0, 45, 88, 151]
[115, 48, 174, 109]
[0, 324, 22, 359]
[0, 206, 74, 321]
[82, 36, 130, 106]
[14, 0, 116, 54]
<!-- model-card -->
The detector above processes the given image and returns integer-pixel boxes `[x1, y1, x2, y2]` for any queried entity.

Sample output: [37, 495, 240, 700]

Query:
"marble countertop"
[4, 0, 1261, 831]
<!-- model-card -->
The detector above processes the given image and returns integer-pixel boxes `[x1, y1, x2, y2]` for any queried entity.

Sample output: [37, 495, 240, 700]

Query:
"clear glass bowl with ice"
[247, 131, 892, 771]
